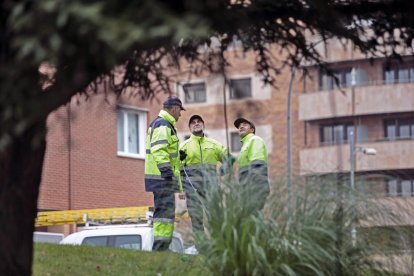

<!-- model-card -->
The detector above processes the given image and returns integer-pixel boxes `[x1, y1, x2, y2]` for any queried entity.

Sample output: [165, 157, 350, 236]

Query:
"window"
[387, 179, 398, 196]
[230, 132, 242, 152]
[82, 236, 107, 247]
[117, 108, 147, 158]
[384, 62, 414, 84]
[387, 178, 414, 197]
[183, 82, 206, 103]
[320, 123, 354, 145]
[230, 78, 251, 99]
[170, 237, 184, 253]
[320, 68, 353, 90]
[384, 118, 414, 140]
[401, 180, 413, 197]
[82, 235, 142, 250]
[113, 235, 141, 250]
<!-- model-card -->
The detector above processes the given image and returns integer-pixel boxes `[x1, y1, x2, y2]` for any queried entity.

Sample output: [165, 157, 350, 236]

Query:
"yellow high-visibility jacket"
[144, 110, 183, 192]
[238, 133, 269, 191]
[180, 134, 228, 191]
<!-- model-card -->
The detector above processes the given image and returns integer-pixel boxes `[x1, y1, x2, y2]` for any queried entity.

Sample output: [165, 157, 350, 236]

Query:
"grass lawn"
[33, 243, 209, 276]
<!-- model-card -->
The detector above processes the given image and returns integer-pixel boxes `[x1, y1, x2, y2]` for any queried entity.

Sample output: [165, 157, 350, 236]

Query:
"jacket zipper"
[198, 140, 203, 164]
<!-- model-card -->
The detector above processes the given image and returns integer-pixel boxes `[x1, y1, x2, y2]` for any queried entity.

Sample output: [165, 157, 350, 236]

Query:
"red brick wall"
[39, 91, 166, 211]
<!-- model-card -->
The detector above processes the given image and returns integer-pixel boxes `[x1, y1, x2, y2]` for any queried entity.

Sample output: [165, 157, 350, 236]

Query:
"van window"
[82, 235, 142, 250]
[113, 235, 142, 250]
[82, 236, 107, 246]
[169, 237, 184, 253]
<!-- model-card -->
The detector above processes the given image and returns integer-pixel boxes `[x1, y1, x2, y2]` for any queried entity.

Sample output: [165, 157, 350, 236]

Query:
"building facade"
[39, 39, 414, 241]
[299, 39, 414, 199]
[37, 47, 303, 234]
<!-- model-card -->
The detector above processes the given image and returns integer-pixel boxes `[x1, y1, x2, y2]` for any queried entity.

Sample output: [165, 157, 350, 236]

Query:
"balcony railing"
[315, 78, 414, 93]
[300, 139, 414, 175]
[299, 81, 414, 121]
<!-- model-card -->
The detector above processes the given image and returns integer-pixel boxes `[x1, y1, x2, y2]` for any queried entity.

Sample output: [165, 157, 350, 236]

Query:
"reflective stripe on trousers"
[152, 188, 175, 242]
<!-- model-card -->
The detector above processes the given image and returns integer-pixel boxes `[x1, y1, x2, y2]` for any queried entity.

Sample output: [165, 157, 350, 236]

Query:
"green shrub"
[195, 175, 394, 275]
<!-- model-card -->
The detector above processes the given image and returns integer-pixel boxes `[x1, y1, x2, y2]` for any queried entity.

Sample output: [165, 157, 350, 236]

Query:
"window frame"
[319, 67, 353, 90]
[387, 178, 414, 197]
[319, 123, 354, 145]
[229, 77, 252, 100]
[383, 62, 414, 84]
[183, 82, 207, 103]
[117, 106, 147, 159]
[384, 118, 414, 140]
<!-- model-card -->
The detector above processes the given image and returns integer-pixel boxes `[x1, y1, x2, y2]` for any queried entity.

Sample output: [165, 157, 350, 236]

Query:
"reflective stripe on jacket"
[238, 133, 269, 182]
[144, 110, 183, 192]
[180, 134, 227, 190]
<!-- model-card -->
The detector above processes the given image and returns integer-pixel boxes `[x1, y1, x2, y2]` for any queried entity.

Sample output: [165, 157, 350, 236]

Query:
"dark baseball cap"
[188, 114, 204, 127]
[163, 96, 186, 110]
[234, 117, 255, 133]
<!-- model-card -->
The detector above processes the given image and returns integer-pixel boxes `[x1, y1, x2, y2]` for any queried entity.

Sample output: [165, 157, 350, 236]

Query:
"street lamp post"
[349, 129, 357, 246]
[287, 66, 297, 217]
[349, 129, 376, 246]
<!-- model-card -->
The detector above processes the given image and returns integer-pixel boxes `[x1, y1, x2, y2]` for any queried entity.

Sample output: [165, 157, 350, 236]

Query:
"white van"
[59, 224, 185, 253]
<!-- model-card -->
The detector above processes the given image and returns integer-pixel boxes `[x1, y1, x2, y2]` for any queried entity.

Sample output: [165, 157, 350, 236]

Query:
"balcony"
[300, 139, 414, 175]
[299, 82, 414, 121]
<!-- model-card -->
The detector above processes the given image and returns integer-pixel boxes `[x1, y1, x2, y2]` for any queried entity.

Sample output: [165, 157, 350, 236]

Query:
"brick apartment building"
[38, 39, 414, 239]
[174, 39, 414, 249]
[37, 46, 302, 233]
[299, 39, 414, 251]
[300, 39, 414, 198]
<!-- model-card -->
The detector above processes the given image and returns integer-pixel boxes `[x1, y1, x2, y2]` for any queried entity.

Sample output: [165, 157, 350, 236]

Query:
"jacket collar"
[241, 133, 254, 144]
[158, 110, 176, 126]
[190, 133, 204, 141]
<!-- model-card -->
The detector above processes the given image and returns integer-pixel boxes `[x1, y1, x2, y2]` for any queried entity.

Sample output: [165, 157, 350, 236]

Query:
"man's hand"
[228, 155, 236, 166]
[179, 150, 187, 161]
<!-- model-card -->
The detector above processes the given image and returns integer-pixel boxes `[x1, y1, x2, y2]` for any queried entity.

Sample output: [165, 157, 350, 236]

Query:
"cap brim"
[234, 118, 249, 128]
[180, 106, 186, 111]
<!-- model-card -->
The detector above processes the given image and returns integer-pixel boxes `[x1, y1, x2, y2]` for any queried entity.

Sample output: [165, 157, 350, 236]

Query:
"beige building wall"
[300, 39, 414, 201]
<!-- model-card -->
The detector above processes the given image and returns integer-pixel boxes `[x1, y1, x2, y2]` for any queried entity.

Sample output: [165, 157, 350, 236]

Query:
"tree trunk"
[0, 121, 46, 275]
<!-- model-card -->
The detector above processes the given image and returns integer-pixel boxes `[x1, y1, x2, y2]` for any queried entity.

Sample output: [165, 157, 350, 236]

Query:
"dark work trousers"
[152, 186, 175, 251]
[186, 185, 205, 235]
[239, 169, 270, 212]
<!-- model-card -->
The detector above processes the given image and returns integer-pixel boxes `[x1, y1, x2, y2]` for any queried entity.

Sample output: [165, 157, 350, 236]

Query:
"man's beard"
[192, 127, 203, 135]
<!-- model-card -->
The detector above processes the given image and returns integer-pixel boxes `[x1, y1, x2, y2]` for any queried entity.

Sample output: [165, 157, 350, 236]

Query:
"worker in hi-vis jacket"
[180, 114, 233, 237]
[144, 96, 185, 251]
[234, 117, 270, 210]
